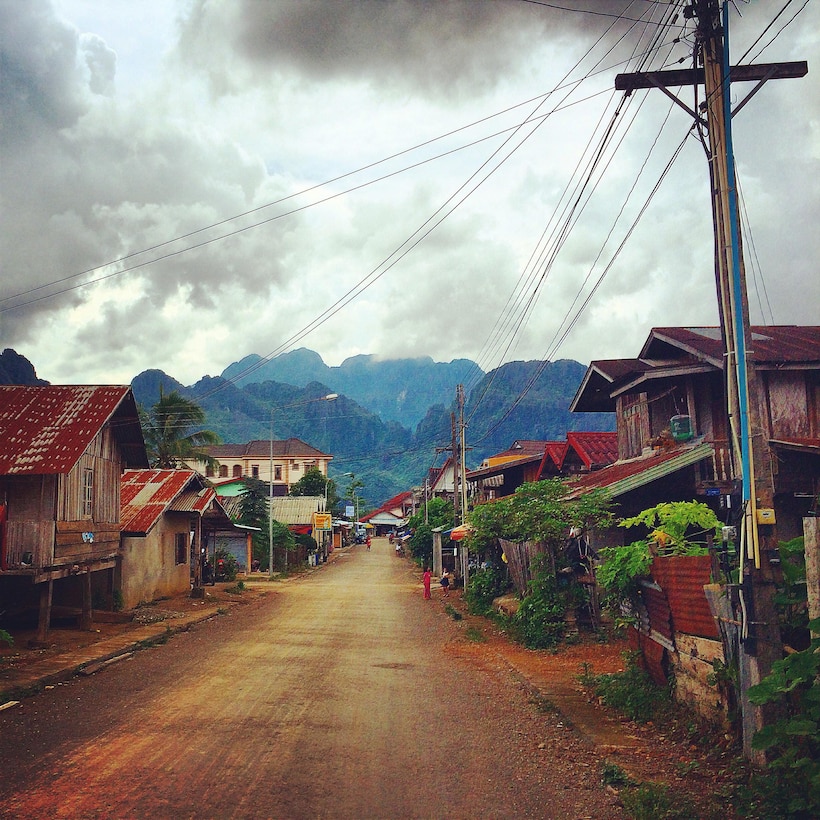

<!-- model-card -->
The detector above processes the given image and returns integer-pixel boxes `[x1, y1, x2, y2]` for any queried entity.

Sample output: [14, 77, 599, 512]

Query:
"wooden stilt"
[81, 569, 93, 630]
[34, 579, 53, 645]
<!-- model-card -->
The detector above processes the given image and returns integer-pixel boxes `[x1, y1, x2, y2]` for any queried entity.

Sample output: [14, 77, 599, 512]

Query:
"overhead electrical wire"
[0, 45, 669, 314]
[472, 128, 691, 446]
[189, 23, 664, 404]
[458, 1, 688, 402]
[462, 1, 688, 429]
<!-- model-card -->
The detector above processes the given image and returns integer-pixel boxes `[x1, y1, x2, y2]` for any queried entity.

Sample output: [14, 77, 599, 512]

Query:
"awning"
[449, 523, 474, 541]
[564, 442, 714, 499]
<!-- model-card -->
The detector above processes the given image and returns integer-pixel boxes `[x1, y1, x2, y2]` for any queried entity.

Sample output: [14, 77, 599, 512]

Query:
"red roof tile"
[0, 385, 146, 475]
[566, 431, 618, 470]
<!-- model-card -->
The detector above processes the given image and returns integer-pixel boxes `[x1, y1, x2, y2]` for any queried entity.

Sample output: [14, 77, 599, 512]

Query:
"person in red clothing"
[423, 568, 432, 599]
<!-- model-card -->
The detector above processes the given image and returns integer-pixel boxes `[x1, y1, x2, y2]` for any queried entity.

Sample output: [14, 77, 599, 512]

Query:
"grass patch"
[444, 605, 463, 621]
[464, 626, 485, 642]
[578, 652, 669, 723]
[601, 761, 633, 788]
[530, 694, 559, 715]
[620, 782, 695, 819]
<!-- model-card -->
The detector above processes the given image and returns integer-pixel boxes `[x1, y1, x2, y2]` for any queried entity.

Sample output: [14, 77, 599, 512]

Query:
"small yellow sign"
[313, 513, 332, 530]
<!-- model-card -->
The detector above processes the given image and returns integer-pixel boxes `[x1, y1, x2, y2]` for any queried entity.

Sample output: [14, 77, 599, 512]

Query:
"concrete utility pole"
[616, 1, 807, 758]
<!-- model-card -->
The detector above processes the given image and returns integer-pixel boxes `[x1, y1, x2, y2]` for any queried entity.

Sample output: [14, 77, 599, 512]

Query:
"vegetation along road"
[0, 539, 627, 819]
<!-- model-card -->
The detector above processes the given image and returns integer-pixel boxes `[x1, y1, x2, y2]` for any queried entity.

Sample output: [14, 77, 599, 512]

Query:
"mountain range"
[3, 348, 614, 506]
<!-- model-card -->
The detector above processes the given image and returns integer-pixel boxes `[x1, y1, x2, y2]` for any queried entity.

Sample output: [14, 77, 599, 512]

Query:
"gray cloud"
[0, 0, 817, 389]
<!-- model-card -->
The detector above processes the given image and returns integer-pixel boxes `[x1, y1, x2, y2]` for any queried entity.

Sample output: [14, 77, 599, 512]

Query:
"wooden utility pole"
[616, 1, 807, 758]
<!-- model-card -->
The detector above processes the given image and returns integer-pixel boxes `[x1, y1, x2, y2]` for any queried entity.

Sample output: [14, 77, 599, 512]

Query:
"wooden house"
[466, 434, 617, 504]
[569, 326, 820, 539]
[0, 385, 147, 640]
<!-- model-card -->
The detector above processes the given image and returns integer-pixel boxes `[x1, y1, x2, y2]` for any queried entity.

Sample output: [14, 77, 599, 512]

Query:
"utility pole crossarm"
[615, 61, 807, 91]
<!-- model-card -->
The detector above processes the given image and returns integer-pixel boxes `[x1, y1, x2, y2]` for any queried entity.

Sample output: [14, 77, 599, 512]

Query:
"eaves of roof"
[0, 385, 147, 475]
[563, 442, 714, 500]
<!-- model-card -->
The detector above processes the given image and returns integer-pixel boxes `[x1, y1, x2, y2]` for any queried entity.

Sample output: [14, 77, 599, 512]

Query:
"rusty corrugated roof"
[0, 385, 147, 475]
[572, 326, 820, 413]
[121, 469, 213, 534]
[645, 326, 820, 366]
[563, 443, 714, 499]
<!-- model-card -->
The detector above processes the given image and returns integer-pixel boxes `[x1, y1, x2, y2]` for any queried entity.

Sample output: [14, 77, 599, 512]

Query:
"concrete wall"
[120, 517, 191, 609]
[671, 633, 729, 728]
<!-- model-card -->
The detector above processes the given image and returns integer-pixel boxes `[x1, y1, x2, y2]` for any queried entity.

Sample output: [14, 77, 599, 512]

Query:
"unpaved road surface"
[0, 539, 625, 819]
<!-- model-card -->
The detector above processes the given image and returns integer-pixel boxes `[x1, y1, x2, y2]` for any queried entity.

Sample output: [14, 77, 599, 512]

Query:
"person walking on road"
[423, 568, 432, 599]
[440, 571, 450, 597]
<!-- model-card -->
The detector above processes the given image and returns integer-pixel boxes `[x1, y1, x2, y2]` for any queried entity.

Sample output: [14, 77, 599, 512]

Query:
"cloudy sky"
[1, 0, 818, 388]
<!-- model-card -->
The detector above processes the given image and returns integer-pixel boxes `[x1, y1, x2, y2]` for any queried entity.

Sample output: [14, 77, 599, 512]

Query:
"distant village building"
[187, 438, 333, 497]
[466, 434, 618, 503]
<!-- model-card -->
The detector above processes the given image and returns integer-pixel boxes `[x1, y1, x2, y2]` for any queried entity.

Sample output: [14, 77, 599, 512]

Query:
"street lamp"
[269, 392, 338, 579]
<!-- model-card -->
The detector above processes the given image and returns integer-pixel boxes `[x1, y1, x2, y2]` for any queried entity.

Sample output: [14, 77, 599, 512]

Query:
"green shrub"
[745, 618, 820, 818]
[510, 554, 568, 649]
[215, 548, 238, 581]
[582, 652, 669, 723]
[620, 783, 693, 819]
[0, 629, 13, 648]
[465, 567, 507, 616]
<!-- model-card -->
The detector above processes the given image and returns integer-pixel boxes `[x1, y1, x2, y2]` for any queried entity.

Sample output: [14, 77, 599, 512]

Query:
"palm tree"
[141, 389, 220, 468]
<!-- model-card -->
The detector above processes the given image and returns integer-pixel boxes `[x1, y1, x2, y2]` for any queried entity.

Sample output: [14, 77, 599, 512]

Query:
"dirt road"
[0, 539, 625, 819]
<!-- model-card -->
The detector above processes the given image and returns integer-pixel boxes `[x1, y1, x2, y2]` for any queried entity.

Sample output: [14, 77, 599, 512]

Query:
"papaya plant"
[598, 501, 720, 610]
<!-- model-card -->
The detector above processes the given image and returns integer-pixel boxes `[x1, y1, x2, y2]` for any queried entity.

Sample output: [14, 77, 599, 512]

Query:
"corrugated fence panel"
[651, 555, 719, 639]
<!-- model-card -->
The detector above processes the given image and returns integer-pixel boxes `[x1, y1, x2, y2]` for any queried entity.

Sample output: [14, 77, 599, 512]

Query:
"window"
[274, 465, 282, 481]
[82, 468, 93, 517]
[175, 533, 188, 565]
[252, 465, 260, 478]
[232, 464, 242, 478]
[206, 465, 215, 477]
[219, 464, 228, 478]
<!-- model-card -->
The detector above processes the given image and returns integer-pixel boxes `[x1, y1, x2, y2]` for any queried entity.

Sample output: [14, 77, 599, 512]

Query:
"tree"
[290, 467, 328, 498]
[469, 479, 612, 555]
[406, 498, 454, 566]
[236, 478, 270, 568]
[141, 388, 220, 468]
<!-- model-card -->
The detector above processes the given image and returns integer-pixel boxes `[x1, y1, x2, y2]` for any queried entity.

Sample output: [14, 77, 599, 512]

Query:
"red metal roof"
[572, 326, 820, 413]
[0, 385, 146, 475]
[565, 431, 618, 470]
[360, 491, 414, 522]
[121, 469, 214, 534]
